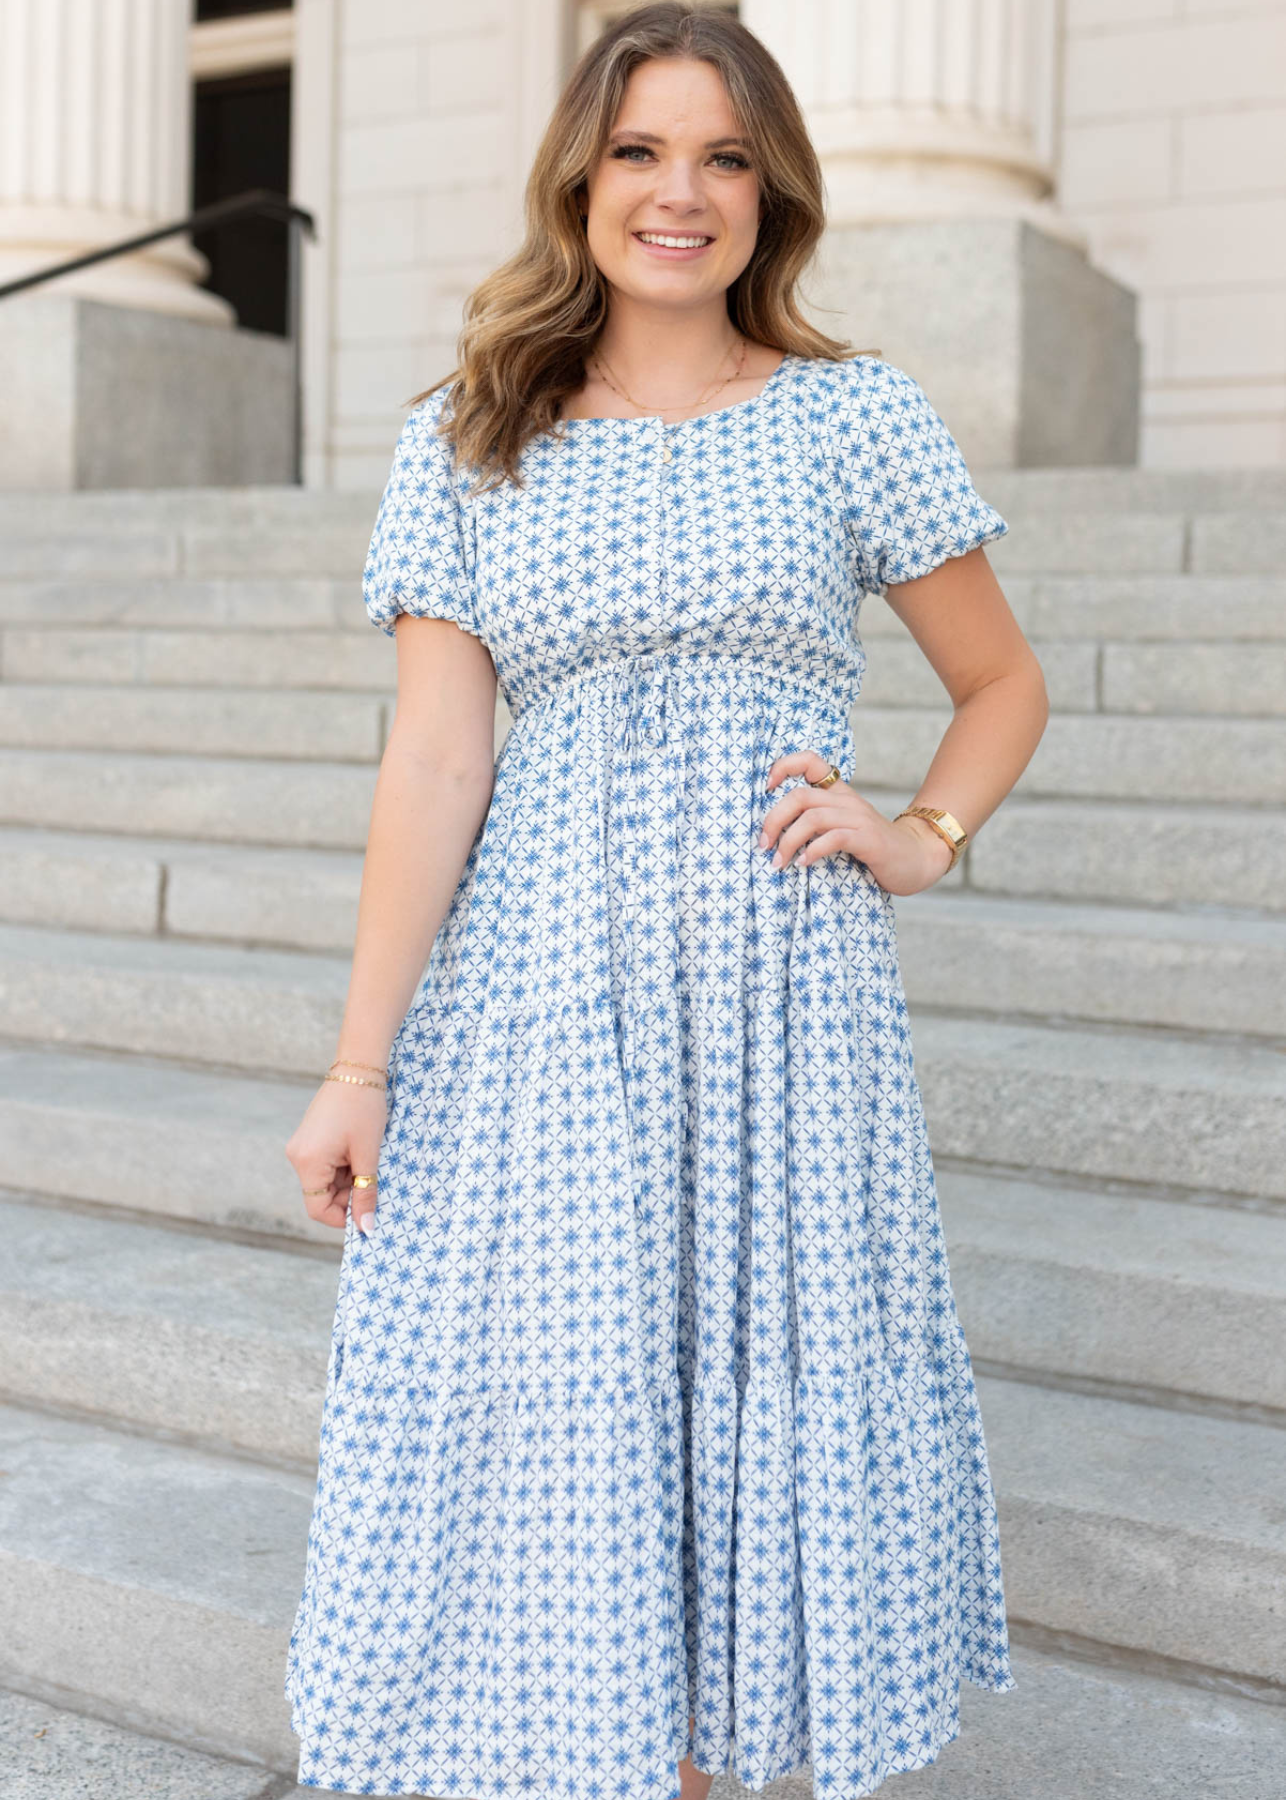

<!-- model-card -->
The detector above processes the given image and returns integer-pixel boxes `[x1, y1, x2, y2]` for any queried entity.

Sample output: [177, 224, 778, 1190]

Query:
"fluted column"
[743, 0, 1085, 252]
[0, 0, 231, 320]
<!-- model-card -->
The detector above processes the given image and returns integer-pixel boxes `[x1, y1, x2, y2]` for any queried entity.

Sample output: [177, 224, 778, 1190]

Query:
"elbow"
[380, 727, 495, 799]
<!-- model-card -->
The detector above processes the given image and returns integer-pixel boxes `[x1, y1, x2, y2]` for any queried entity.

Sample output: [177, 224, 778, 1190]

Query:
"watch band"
[895, 805, 968, 869]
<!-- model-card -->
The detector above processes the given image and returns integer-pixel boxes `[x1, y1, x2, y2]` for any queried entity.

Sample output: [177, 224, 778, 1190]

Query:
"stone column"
[743, 0, 1139, 466]
[0, 0, 230, 321]
[749, 0, 1083, 248]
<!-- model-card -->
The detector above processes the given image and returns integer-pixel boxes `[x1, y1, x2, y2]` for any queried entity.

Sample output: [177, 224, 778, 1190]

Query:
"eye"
[608, 144, 752, 171]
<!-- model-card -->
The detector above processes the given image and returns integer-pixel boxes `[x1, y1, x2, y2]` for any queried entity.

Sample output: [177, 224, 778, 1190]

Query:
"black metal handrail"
[0, 189, 318, 485]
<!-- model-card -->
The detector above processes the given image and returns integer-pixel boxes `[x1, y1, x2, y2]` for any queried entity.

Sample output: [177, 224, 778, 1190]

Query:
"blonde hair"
[407, 1, 879, 493]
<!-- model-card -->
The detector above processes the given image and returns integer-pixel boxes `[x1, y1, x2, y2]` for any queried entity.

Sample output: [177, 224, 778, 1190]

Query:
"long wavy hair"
[407, 2, 878, 494]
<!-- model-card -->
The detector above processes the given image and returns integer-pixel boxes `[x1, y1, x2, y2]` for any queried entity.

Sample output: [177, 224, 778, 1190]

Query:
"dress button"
[661, 445, 672, 463]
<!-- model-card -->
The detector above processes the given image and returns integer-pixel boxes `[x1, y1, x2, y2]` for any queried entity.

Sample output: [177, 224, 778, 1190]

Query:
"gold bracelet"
[324, 1071, 387, 1090]
[894, 805, 969, 870]
[330, 1058, 388, 1076]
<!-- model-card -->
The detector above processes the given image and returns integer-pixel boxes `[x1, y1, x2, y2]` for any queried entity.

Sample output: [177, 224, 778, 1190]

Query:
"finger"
[766, 749, 838, 790]
[349, 1171, 380, 1237]
[769, 806, 845, 867]
[758, 784, 821, 848]
[795, 827, 859, 868]
[295, 1158, 349, 1229]
[306, 1185, 351, 1231]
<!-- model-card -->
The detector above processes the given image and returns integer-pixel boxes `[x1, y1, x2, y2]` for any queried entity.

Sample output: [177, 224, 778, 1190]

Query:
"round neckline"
[553, 351, 800, 431]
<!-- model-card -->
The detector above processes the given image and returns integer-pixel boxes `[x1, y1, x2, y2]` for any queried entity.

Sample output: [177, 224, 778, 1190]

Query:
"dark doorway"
[196, 1, 292, 18]
[191, 64, 292, 336]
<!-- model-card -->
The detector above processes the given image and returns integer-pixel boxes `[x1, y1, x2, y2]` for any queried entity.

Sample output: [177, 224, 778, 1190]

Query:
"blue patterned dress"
[285, 351, 1017, 1800]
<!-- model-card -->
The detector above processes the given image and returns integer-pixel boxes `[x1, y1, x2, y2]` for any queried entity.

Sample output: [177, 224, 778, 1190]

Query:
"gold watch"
[894, 805, 969, 870]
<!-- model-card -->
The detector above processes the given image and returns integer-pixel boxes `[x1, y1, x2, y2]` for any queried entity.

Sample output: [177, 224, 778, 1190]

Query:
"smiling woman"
[283, 7, 1042, 1800]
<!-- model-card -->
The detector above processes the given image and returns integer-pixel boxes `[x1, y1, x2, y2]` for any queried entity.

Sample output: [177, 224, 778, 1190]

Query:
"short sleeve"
[831, 358, 1009, 596]
[362, 385, 481, 640]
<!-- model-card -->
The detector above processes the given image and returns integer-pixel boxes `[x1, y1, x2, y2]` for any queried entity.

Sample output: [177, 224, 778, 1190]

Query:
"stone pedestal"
[744, 0, 1141, 466]
[813, 218, 1141, 468]
[0, 294, 295, 490]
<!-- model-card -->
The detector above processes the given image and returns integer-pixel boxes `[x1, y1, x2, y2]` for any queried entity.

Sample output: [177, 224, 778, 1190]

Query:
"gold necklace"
[591, 333, 749, 419]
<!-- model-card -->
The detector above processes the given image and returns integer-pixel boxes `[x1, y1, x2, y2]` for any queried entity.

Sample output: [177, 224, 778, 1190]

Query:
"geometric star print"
[285, 352, 1015, 1800]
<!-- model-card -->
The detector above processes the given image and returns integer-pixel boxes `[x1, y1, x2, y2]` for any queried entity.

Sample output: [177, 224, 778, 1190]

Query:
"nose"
[649, 160, 709, 215]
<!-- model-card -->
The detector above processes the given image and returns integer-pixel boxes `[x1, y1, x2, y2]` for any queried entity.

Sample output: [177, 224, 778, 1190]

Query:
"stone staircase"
[1, 472, 1285, 1797]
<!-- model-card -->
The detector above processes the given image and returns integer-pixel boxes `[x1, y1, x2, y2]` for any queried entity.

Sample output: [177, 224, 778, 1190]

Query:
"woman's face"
[582, 56, 763, 315]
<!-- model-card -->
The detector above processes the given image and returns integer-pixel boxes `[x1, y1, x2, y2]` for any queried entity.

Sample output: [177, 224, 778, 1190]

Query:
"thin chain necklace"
[591, 333, 749, 420]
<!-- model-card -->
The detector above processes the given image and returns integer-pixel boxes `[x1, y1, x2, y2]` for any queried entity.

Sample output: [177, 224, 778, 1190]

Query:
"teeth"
[637, 232, 712, 248]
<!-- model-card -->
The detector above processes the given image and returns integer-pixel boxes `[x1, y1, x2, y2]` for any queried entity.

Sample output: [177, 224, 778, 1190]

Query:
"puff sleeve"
[832, 358, 1009, 597]
[362, 385, 481, 640]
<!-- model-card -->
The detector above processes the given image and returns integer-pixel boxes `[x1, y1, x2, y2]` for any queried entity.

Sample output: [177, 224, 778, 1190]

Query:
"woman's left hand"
[759, 750, 955, 897]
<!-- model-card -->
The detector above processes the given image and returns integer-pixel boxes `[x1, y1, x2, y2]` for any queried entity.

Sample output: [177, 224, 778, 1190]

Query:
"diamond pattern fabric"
[285, 352, 1016, 1800]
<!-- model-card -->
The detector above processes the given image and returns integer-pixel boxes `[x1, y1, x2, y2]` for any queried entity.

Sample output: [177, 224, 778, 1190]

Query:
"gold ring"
[351, 1174, 378, 1189]
[302, 1185, 332, 1197]
[809, 763, 842, 788]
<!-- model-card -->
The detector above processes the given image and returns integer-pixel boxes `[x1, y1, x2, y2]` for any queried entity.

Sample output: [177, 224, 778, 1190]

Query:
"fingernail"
[771, 851, 783, 868]
[757, 831, 768, 848]
[358, 1211, 376, 1235]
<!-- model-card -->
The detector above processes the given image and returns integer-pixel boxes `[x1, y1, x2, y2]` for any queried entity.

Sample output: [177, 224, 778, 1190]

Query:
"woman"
[284, 6, 1047, 1798]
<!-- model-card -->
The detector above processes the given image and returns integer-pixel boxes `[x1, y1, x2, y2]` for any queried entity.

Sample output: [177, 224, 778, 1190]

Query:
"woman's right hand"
[285, 1080, 389, 1234]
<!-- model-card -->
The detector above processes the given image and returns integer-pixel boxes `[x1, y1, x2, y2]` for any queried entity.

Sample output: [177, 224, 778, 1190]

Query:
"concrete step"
[0, 1401, 313, 1771]
[0, 485, 383, 532]
[979, 509, 1286, 577]
[861, 784, 1286, 912]
[1, 504, 1283, 584]
[0, 1044, 335, 1246]
[0, 682, 388, 761]
[857, 706, 1286, 802]
[4, 680, 1281, 793]
[7, 572, 1286, 662]
[0, 1199, 337, 1465]
[0, 826, 363, 949]
[857, 572, 1286, 642]
[876, 1642, 1286, 1800]
[913, 1012, 1286, 1204]
[895, 889, 1286, 1038]
[3, 616, 394, 689]
[4, 1000, 1282, 1248]
[979, 1373, 1286, 1690]
[7, 1649, 1286, 1800]
[0, 464, 1282, 536]
[859, 632, 1286, 716]
[1, 751, 1282, 905]
[942, 1169, 1286, 1412]
[0, 514, 372, 581]
[2, 895, 1281, 1094]
[4, 1174, 1279, 1476]
[0, 1685, 285, 1800]
[0, 574, 361, 633]
[970, 464, 1286, 514]
[0, 923, 351, 1075]
[0, 746, 377, 849]
[2, 1377, 1282, 1776]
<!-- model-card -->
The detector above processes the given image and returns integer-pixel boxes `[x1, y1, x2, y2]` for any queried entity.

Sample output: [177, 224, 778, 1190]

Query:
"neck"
[591, 307, 744, 399]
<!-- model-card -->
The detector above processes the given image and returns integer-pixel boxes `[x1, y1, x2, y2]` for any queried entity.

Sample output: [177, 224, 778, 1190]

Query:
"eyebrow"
[608, 130, 753, 149]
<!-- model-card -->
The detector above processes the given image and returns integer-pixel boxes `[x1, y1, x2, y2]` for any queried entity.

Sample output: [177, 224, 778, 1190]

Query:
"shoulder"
[789, 355, 932, 473]
[400, 381, 456, 447]
[795, 353, 934, 422]
[391, 382, 470, 493]
[797, 355, 966, 479]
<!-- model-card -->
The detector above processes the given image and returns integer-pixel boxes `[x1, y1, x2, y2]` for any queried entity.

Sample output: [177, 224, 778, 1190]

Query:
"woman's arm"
[334, 614, 499, 1067]
[285, 614, 497, 1232]
[760, 546, 1049, 892]
[880, 543, 1050, 877]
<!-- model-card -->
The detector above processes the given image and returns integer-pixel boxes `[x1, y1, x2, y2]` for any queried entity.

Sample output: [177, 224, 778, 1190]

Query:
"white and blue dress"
[285, 351, 1017, 1800]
